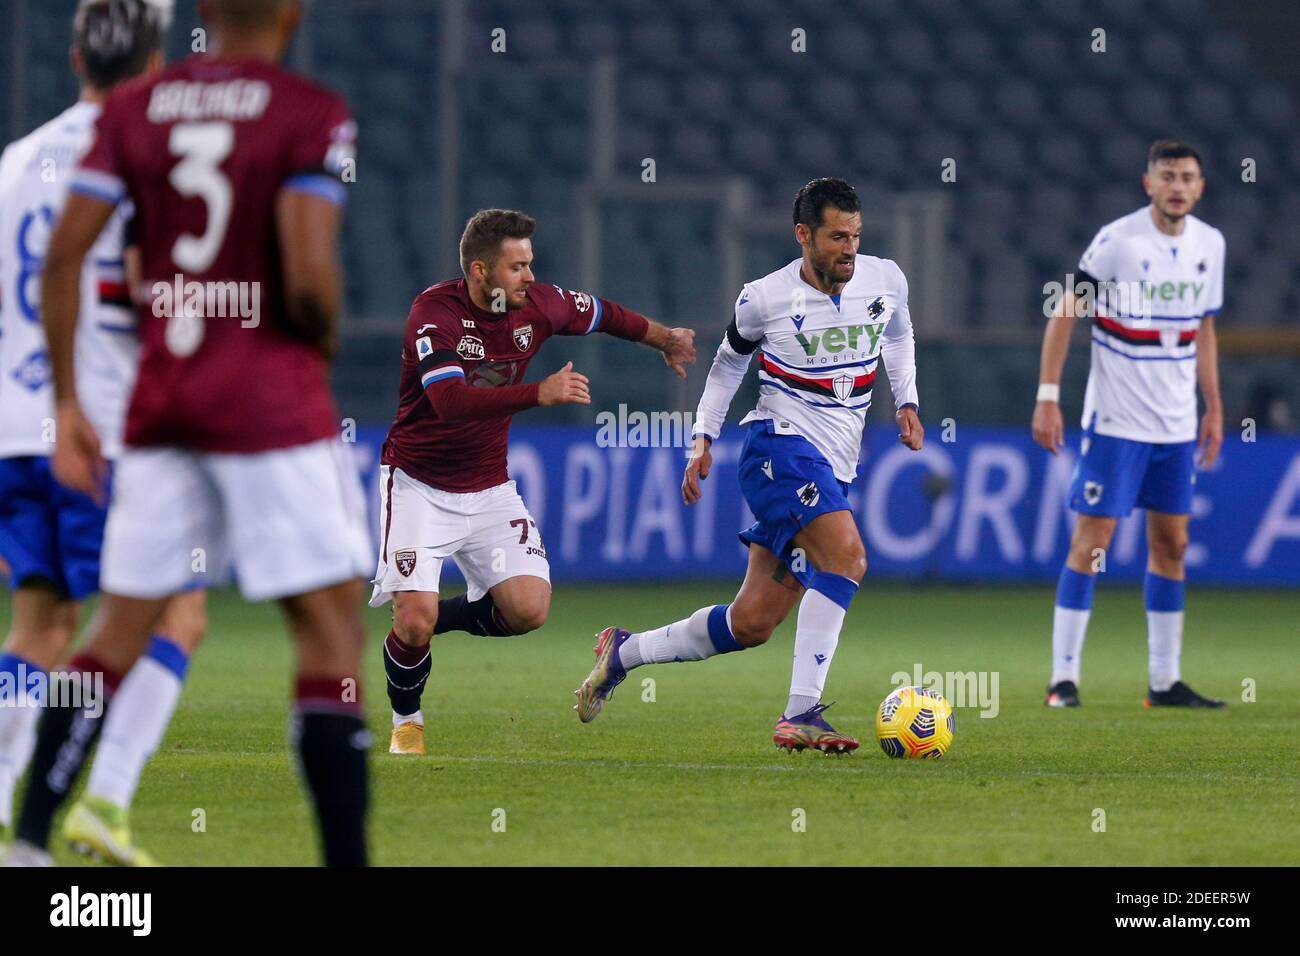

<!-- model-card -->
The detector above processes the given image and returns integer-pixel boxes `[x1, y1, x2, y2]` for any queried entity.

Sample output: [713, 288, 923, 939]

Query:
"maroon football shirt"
[381, 279, 649, 493]
[71, 56, 356, 453]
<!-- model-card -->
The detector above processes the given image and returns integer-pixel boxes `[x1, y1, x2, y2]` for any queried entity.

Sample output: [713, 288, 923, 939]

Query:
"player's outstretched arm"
[641, 319, 696, 378]
[41, 191, 115, 500]
[1032, 290, 1078, 455]
[553, 289, 695, 375]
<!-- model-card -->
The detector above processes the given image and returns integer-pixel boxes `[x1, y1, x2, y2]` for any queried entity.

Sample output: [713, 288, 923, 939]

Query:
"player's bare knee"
[846, 549, 868, 582]
[7, 625, 73, 671]
[823, 545, 867, 583]
[501, 595, 549, 634]
[1071, 520, 1114, 561]
[393, 604, 438, 645]
[1151, 529, 1188, 565]
[160, 602, 207, 650]
[728, 605, 775, 646]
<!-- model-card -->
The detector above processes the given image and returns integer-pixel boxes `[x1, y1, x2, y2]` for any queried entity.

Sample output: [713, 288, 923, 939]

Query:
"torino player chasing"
[373, 209, 696, 755]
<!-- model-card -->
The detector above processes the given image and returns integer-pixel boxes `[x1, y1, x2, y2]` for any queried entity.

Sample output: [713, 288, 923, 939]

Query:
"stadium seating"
[7, 0, 1298, 426]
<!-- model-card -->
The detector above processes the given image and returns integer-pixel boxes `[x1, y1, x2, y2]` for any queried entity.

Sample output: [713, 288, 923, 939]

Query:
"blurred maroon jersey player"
[19, 0, 371, 867]
[372, 208, 696, 755]
[74, 47, 355, 450]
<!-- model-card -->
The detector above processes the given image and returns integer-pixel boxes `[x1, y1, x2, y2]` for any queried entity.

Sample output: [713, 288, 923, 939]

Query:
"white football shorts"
[101, 437, 372, 602]
[368, 466, 550, 607]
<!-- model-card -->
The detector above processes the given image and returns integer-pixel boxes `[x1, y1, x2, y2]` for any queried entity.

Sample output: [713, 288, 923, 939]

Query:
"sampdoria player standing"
[7, 0, 373, 867]
[1032, 139, 1226, 709]
[373, 208, 696, 755]
[575, 178, 924, 753]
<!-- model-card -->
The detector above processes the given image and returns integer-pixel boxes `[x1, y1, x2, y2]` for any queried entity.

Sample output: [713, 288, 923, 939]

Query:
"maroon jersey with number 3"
[382, 278, 649, 493]
[70, 56, 356, 452]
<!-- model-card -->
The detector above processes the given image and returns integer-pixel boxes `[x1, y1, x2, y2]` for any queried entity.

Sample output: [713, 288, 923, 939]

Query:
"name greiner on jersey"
[692, 254, 918, 483]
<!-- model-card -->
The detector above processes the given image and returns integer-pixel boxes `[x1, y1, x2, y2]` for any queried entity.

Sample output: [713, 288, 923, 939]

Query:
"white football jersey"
[0, 101, 138, 460]
[693, 255, 918, 482]
[1077, 206, 1224, 444]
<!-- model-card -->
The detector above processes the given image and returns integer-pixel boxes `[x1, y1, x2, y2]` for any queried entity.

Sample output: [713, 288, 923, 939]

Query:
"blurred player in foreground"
[1033, 139, 1226, 710]
[372, 208, 696, 755]
[0, 0, 207, 868]
[575, 178, 923, 753]
[6, 0, 372, 867]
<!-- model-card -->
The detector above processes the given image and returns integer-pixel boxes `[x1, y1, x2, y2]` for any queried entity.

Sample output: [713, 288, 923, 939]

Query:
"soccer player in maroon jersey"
[9, 0, 372, 867]
[372, 209, 696, 755]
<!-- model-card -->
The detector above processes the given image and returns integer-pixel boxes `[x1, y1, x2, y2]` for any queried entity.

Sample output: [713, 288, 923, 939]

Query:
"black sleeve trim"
[418, 347, 460, 375]
[725, 318, 761, 355]
[1073, 270, 1099, 296]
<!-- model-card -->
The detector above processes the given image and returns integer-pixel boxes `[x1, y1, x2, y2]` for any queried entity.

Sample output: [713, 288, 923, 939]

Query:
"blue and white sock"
[1051, 567, 1095, 686]
[0, 652, 44, 829]
[1145, 572, 1184, 693]
[619, 604, 743, 669]
[786, 573, 858, 719]
[86, 636, 190, 811]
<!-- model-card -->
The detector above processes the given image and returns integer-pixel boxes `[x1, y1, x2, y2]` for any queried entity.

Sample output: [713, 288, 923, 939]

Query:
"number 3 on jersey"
[168, 121, 233, 274]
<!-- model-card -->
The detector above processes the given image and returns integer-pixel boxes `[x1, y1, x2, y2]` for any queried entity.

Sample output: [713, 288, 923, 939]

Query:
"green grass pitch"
[5, 582, 1297, 866]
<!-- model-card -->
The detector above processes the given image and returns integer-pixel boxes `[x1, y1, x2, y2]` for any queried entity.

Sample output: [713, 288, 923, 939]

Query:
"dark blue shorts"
[735, 421, 853, 588]
[0, 456, 109, 600]
[1067, 428, 1196, 517]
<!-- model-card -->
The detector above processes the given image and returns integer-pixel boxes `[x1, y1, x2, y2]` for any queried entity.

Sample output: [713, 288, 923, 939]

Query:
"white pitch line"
[417, 753, 1298, 783]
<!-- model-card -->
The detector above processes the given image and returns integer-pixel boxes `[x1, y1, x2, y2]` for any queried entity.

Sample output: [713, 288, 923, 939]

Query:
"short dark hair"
[1148, 139, 1202, 171]
[204, 0, 295, 30]
[74, 0, 164, 91]
[792, 178, 861, 231]
[459, 209, 536, 275]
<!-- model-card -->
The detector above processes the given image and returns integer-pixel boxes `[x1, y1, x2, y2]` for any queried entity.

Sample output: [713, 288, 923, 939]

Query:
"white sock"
[0, 700, 41, 829]
[787, 588, 846, 717]
[620, 606, 718, 669]
[393, 709, 424, 727]
[1050, 607, 1091, 686]
[86, 653, 186, 811]
[1147, 611, 1183, 692]
[785, 694, 819, 718]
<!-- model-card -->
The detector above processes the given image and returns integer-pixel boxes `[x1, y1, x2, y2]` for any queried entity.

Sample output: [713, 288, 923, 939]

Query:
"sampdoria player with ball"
[575, 177, 926, 754]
